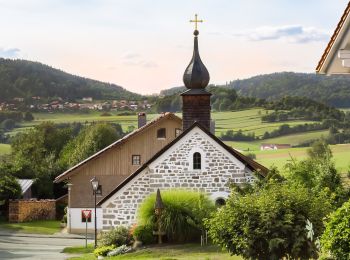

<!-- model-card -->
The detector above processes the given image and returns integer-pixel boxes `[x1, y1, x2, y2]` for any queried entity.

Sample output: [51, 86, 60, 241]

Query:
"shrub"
[321, 200, 350, 260]
[98, 226, 132, 247]
[206, 182, 332, 260]
[133, 224, 155, 245]
[93, 245, 116, 257]
[138, 190, 215, 243]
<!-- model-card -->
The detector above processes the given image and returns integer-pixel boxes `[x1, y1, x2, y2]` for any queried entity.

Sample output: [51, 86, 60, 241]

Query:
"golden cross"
[190, 14, 203, 30]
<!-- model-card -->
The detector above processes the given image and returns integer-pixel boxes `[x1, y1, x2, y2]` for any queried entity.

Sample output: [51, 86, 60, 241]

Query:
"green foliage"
[133, 224, 155, 245]
[59, 123, 122, 168]
[0, 58, 142, 102]
[23, 112, 34, 121]
[0, 172, 21, 204]
[206, 182, 332, 260]
[93, 245, 116, 257]
[321, 200, 350, 260]
[138, 190, 215, 243]
[98, 226, 132, 247]
[285, 140, 347, 207]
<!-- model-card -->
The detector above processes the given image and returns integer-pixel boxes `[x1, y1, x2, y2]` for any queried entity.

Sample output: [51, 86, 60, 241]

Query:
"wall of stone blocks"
[9, 200, 56, 223]
[103, 130, 255, 229]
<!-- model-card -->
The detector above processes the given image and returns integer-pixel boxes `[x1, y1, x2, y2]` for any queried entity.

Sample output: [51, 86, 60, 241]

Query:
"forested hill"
[160, 72, 350, 108]
[0, 58, 142, 101]
[229, 72, 350, 108]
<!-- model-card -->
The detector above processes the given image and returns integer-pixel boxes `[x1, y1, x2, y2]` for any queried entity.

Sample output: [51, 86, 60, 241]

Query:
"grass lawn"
[0, 143, 11, 155]
[66, 244, 241, 260]
[63, 243, 94, 254]
[0, 220, 62, 235]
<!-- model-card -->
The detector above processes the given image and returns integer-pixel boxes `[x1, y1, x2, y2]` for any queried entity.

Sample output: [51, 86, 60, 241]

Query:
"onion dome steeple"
[183, 15, 210, 90]
[181, 14, 212, 132]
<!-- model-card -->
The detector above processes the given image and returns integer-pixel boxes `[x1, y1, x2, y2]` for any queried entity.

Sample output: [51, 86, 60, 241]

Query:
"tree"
[206, 182, 332, 260]
[23, 111, 34, 121]
[285, 140, 346, 206]
[321, 200, 350, 259]
[60, 123, 122, 168]
[0, 172, 21, 205]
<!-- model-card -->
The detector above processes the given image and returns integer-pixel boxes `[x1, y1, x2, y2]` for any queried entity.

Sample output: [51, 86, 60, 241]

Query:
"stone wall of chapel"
[102, 132, 255, 229]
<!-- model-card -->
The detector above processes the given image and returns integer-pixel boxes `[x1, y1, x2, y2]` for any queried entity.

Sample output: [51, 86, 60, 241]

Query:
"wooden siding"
[69, 117, 182, 208]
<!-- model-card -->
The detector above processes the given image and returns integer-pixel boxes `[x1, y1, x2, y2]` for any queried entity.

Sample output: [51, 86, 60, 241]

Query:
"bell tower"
[181, 14, 211, 131]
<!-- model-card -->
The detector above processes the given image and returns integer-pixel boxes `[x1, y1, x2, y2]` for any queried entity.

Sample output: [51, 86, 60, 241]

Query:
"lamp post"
[90, 176, 99, 248]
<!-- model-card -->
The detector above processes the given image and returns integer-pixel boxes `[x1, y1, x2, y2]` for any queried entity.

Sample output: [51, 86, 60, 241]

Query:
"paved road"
[0, 231, 92, 260]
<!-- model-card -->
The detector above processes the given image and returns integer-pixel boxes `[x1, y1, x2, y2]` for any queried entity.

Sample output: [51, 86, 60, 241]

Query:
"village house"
[260, 143, 291, 151]
[97, 27, 268, 229]
[54, 112, 182, 233]
[317, 1, 350, 75]
[55, 24, 268, 233]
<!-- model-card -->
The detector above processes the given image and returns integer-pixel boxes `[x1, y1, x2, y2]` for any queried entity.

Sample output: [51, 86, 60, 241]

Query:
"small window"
[175, 128, 182, 137]
[132, 155, 141, 165]
[193, 152, 201, 170]
[157, 128, 166, 139]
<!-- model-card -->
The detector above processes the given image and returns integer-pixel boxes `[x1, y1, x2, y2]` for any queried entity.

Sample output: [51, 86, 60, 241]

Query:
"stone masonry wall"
[103, 130, 255, 229]
[9, 199, 56, 223]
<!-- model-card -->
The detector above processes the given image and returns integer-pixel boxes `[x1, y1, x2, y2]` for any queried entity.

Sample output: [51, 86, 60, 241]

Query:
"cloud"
[121, 52, 157, 68]
[121, 52, 140, 60]
[0, 47, 21, 58]
[233, 25, 330, 43]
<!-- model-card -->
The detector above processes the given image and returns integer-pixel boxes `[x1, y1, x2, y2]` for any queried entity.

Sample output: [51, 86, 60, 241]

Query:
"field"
[0, 143, 11, 155]
[13, 108, 319, 137]
[250, 144, 350, 173]
[3, 108, 349, 172]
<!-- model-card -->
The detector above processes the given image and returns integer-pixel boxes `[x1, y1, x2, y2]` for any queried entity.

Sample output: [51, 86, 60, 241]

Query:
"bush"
[206, 182, 332, 260]
[133, 224, 155, 245]
[138, 190, 215, 243]
[98, 226, 132, 247]
[93, 245, 116, 257]
[321, 200, 350, 260]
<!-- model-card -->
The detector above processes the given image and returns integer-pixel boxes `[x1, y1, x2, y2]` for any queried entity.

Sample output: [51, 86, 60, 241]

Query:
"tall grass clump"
[137, 189, 215, 243]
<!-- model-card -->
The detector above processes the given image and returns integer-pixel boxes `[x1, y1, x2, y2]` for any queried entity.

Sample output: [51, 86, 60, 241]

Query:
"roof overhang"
[317, 2, 350, 75]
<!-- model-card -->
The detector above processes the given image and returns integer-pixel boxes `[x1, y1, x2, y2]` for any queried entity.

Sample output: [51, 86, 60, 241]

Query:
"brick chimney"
[138, 112, 147, 128]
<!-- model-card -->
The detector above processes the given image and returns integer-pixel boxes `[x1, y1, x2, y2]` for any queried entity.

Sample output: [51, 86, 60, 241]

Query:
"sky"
[0, 0, 348, 94]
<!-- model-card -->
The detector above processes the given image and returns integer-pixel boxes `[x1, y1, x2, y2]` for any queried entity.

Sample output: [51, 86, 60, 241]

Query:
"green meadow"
[0, 143, 11, 155]
[3, 108, 349, 172]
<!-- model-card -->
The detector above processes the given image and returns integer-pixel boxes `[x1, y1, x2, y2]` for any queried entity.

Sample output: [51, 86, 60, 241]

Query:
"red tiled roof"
[316, 1, 350, 73]
[54, 113, 181, 183]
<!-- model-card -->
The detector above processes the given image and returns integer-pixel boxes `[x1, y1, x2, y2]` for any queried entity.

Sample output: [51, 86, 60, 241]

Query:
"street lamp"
[90, 176, 99, 248]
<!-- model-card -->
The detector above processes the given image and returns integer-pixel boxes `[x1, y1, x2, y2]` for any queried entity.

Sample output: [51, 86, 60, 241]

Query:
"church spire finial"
[190, 14, 203, 32]
[183, 14, 210, 90]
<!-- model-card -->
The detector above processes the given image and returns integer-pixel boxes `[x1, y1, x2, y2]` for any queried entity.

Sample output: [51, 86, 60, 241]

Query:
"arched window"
[215, 198, 226, 207]
[157, 128, 166, 139]
[193, 152, 201, 170]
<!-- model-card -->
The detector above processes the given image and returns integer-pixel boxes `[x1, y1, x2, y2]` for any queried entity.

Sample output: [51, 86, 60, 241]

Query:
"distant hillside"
[161, 72, 350, 108]
[0, 58, 142, 102]
[228, 72, 350, 108]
